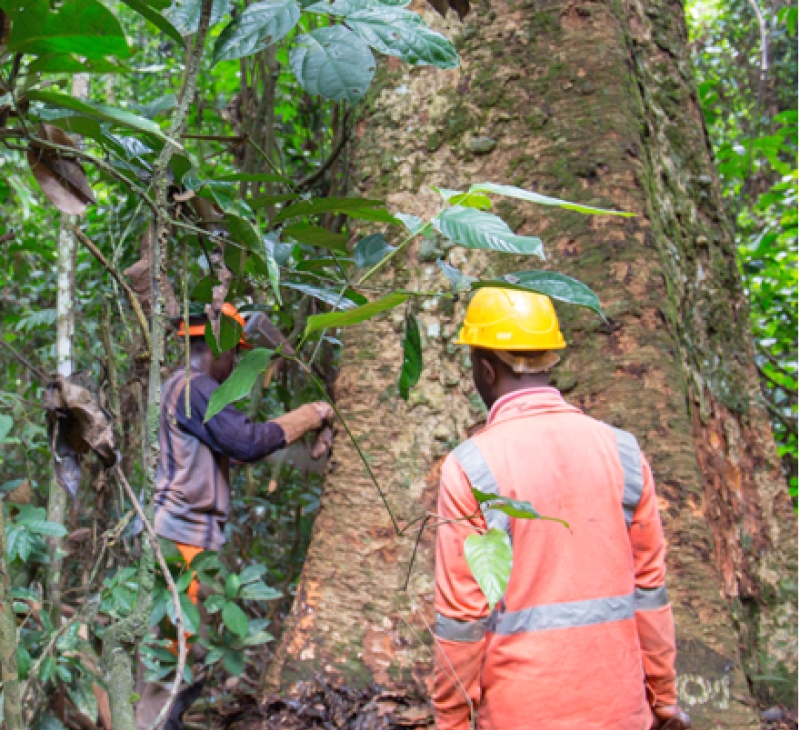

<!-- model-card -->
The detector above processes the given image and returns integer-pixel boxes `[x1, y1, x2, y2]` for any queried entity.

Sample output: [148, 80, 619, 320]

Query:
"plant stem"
[357, 222, 432, 285]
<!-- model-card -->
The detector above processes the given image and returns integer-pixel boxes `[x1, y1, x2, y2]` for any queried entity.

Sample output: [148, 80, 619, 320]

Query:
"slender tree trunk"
[270, 0, 797, 724]
[46, 73, 89, 627]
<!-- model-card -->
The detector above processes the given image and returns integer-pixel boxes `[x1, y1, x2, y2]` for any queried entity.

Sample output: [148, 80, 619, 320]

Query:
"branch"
[114, 468, 188, 730]
[0, 340, 48, 382]
[298, 123, 350, 191]
[70, 227, 153, 353]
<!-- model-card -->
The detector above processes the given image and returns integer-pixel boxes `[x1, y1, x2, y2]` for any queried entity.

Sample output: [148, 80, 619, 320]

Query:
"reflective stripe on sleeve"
[488, 593, 635, 636]
[634, 585, 669, 611]
[610, 427, 644, 527]
[434, 613, 489, 643]
[452, 439, 511, 535]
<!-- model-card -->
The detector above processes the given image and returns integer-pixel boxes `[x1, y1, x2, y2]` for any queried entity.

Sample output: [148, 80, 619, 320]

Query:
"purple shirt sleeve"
[175, 373, 286, 462]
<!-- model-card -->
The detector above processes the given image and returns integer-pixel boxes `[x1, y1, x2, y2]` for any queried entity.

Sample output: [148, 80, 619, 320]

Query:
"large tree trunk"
[269, 0, 798, 724]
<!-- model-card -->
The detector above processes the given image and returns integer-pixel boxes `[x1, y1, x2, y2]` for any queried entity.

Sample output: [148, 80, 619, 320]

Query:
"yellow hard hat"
[455, 287, 566, 350]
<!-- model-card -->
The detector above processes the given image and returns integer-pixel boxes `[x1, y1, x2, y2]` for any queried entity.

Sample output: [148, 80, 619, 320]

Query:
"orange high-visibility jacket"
[433, 388, 677, 730]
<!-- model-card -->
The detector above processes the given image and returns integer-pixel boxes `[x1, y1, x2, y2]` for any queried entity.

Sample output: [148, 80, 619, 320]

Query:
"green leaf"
[290, 26, 376, 103]
[204, 348, 274, 422]
[243, 629, 275, 646]
[203, 594, 228, 614]
[472, 270, 605, 318]
[213, 0, 300, 64]
[395, 212, 428, 236]
[304, 292, 408, 336]
[398, 313, 422, 400]
[28, 54, 129, 74]
[434, 187, 492, 209]
[306, 0, 411, 16]
[354, 233, 396, 268]
[179, 593, 200, 634]
[282, 223, 348, 252]
[222, 649, 245, 675]
[239, 564, 268, 584]
[222, 601, 249, 638]
[204, 314, 242, 356]
[249, 193, 301, 209]
[468, 182, 634, 217]
[0, 414, 13, 443]
[225, 573, 241, 599]
[119, 0, 186, 46]
[239, 581, 282, 601]
[7, 0, 131, 59]
[272, 196, 389, 224]
[26, 91, 178, 147]
[25, 521, 68, 538]
[226, 214, 262, 252]
[67, 679, 98, 724]
[130, 95, 178, 118]
[433, 206, 544, 257]
[471, 487, 570, 527]
[203, 647, 225, 665]
[176, 569, 194, 593]
[345, 8, 459, 69]
[281, 282, 364, 310]
[463, 528, 512, 610]
[36, 713, 66, 730]
[190, 550, 221, 571]
[164, 0, 232, 35]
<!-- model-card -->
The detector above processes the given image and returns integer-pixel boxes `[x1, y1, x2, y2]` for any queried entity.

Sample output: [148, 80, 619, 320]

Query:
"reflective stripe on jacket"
[432, 387, 677, 730]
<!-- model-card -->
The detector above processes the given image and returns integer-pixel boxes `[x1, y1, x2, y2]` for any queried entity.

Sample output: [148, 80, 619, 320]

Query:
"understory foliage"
[688, 0, 798, 501]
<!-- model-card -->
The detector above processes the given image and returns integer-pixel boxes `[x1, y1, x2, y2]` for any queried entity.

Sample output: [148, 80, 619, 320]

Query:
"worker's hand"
[652, 704, 691, 730]
[274, 403, 333, 446]
[309, 401, 334, 424]
[310, 425, 334, 460]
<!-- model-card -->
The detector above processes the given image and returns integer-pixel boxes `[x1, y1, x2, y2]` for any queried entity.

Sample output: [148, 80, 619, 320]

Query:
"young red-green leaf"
[304, 293, 408, 337]
[398, 312, 422, 400]
[204, 348, 274, 422]
[464, 528, 512, 610]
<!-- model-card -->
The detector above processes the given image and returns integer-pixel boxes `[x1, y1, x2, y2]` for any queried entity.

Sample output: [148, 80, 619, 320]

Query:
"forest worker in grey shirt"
[137, 303, 333, 729]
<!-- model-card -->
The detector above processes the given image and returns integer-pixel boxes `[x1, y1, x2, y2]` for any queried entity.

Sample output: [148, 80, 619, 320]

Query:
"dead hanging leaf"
[123, 221, 180, 318]
[27, 124, 95, 215]
[205, 251, 231, 347]
[44, 374, 118, 499]
[243, 312, 294, 355]
[7, 478, 31, 505]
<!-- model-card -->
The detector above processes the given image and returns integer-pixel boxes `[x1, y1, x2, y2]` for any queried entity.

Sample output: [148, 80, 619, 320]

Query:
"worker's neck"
[190, 350, 214, 375]
[495, 372, 551, 400]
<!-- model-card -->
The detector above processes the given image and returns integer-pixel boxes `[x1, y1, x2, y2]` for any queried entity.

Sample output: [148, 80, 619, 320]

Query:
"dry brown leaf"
[7, 478, 31, 505]
[123, 221, 180, 318]
[27, 124, 95, 215]
[424, 0, 469, 20]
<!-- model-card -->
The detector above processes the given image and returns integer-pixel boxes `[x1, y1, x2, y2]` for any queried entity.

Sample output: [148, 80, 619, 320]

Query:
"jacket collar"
[487, 387, 580, 426]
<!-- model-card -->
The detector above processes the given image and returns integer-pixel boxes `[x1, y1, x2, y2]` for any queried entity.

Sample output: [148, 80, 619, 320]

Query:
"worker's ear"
[480, 354, 496, 386]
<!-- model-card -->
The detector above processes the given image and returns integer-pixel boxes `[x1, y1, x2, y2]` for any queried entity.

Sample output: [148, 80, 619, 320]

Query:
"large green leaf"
[437, 259, 476, 292]
[281, 282, 365, 309]
[354, 233, 396, 268]
[218, 172, 293, 184]
[272, 196, 391, 224]
[205, 348, 274, 422]
[304, 292, 408, 336]
[282, 223, 348, 252]
[213, 0, 300, 64]
[26, 91, 176, 147]
[226, 214, 262, 252]
[472, 271, 604, 318]
[468, 182, 634, 217]
[345, 8, 459, 69]
[119, 0, 186, 46]
[205, 312, 244, 355]
[306, 0, 411, 16]
[464, 528, 512, 610]
[164, 0, 232, 35]
[67, 679, 98, 724]
[249, 193, 301, 209]
[398, 312, 422, 400]
[27, 54, 129, 74]
[222, 601, 249, 638]
[0, 414, 13, 443]
[239, 581, 282, 600]
[290, 26, 376, 103]
[6, 0, 131, 59]
[433, 206, 544, 257]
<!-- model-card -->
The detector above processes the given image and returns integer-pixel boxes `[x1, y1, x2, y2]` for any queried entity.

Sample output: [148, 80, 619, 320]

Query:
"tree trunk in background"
[270, 0, 798, 724]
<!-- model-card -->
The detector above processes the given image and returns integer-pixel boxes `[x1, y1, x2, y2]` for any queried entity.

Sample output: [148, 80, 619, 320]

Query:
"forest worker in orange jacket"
[136, 303, 334, 729]
[432, 288, 691, 730]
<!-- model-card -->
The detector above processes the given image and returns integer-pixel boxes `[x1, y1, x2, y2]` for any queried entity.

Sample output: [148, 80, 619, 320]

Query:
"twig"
[0, 339, 48, 382]
[70, 227, 153, 352]
[402, 515, 432, 591]
[115, 468, 187, 730]
[298, 121, 350, 191]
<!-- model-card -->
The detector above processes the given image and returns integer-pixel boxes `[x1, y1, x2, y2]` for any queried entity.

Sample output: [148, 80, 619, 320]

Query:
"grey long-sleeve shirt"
[154, 367, 286, 550]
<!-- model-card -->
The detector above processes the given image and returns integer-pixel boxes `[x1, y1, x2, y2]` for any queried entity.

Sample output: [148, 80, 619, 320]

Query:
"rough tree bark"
[269, 0, 798, 725]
